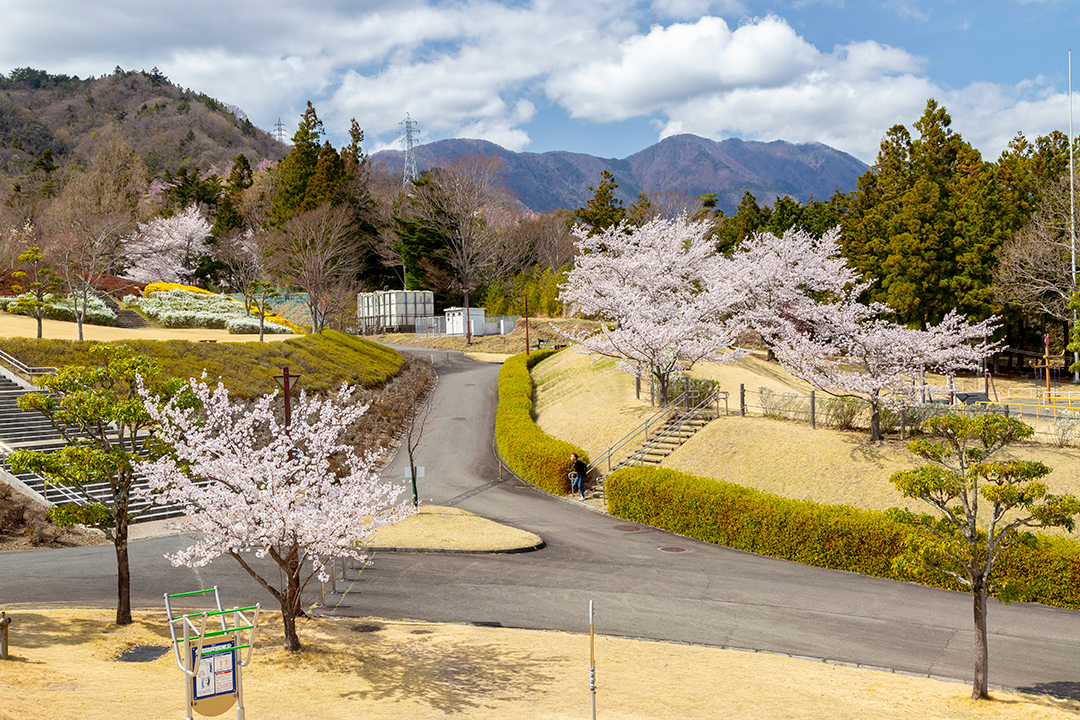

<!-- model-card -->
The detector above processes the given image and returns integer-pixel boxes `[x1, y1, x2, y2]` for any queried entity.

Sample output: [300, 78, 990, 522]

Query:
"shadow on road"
[1015, 681, 1080, 701]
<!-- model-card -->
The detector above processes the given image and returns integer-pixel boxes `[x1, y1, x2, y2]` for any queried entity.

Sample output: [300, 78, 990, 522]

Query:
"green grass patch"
[0, 329, 404, 399]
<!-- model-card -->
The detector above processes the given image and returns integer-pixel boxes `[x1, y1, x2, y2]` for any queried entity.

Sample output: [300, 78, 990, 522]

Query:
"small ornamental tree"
[10, 245, 62, 338]
[558, 216, 743, 405]
[8, 346, 187, 625]
[890, 414, 1080, 700]
[138, 379, 415, 652]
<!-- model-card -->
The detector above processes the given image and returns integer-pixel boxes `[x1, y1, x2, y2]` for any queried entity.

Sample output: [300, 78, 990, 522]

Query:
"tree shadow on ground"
[261, 619, 565, 715]
[4, 611, 171, 649]
[1015, 681, 1080, 702]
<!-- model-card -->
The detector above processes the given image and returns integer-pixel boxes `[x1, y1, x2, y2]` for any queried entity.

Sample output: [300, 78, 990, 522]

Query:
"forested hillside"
[0, 67, 285, 183]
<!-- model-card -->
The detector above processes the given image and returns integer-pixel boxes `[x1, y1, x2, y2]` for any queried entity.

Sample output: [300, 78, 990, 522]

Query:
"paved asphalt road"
[3, 348, 1080, 699]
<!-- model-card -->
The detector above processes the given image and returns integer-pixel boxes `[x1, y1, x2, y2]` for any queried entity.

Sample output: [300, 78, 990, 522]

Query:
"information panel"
[191, 640, 236, 701]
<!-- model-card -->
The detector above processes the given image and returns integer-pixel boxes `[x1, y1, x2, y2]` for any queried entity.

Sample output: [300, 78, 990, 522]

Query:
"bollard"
[0, 611, 10, 660]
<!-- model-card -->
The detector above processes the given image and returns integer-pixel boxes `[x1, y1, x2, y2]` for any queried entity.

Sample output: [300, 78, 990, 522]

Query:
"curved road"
[3, 348, 1080, 699]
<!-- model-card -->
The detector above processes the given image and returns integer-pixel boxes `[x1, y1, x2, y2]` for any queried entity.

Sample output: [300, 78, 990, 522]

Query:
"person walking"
[569, 453, 587, 500]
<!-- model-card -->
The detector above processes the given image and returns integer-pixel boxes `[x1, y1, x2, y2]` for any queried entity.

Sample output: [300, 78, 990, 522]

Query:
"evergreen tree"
[270, 102, 323, 226]
[842, 99, 1019, 327]
[574, 170, 625, 235]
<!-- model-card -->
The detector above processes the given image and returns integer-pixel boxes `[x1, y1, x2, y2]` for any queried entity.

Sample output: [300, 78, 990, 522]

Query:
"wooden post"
[740, 384, 746, 417]
[810, 390, 816, 429]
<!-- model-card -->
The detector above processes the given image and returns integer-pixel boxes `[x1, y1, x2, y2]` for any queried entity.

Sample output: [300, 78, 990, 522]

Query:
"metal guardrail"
[0, 348, 56, 384]
[611, 390, 727, 474]
[587, 391, 690, 475]
[974, 399, 1080, 421]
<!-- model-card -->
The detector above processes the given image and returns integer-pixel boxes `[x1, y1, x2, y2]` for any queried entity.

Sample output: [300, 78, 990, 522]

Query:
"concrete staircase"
[97, 292, 150, 329]
[623, 414, 715, 467]
[0, 375, 184, 522]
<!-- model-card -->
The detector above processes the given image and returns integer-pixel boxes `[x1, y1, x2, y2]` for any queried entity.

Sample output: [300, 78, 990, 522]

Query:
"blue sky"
[1, 0, 1077, 163]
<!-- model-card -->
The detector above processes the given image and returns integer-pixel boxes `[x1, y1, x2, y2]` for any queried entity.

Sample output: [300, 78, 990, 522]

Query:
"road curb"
[364, 539, 546, 555]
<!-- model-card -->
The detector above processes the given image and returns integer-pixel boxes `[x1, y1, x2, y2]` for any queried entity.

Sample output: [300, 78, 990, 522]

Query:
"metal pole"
[1070, 49, 1078, 382]
[524, 294, 530, 357]
[0, 612, 9, 660]
[810, 390, 816, 429]
[589, 600, 596, 720]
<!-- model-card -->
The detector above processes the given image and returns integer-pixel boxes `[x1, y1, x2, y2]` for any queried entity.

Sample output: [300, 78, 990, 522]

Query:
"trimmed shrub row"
[606, 465, 1080, 610]
[496, 350, 588, 496]
[0, 293, 116, 326]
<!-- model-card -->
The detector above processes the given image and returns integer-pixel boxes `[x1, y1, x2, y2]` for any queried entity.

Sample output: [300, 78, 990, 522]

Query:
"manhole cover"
[614, 524, 645, 532]
[116, 645, 170, 663]
[351, 624, 382, 633]
[410, 629, 434, 635]
[659, 546, 687, 553]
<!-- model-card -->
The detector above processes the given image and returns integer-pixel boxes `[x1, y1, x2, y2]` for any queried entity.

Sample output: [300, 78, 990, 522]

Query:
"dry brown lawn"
[364, 505, 542, 551]
[2, 608, 1078, 720]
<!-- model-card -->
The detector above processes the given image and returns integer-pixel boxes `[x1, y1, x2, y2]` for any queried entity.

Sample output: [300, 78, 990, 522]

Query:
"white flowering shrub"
[225, 316, 293, 335]
[124, 289, 293, 334]
[0, 293, 116, 326]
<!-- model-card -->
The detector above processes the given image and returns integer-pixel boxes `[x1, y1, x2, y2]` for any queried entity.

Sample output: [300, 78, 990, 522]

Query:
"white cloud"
[547, 16, 819, 121]
[0, 0, 1071, 163]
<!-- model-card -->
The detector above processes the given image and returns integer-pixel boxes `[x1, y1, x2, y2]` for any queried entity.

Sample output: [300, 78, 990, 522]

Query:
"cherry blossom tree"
[558, 216, 744, 405]
[138, 379, 415, 651]
[124, 204, 210, 284]
[717, 227, 870, 349]
[773, 304, 1000, 440]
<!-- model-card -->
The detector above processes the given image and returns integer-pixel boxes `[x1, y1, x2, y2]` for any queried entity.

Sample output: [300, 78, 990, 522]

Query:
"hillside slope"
[0, 67, 286, 181]
[531, 349, 1080, 540]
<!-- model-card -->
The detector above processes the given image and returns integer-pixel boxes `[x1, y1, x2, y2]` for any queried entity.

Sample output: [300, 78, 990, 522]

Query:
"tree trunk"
[972, 574, 990, 700]
[36, 313, 42, 339]
[869, 394, 883, 442]
[283, 544, 303, 652]
[656, 371, 669, 406]
[114, 519, 132, 625]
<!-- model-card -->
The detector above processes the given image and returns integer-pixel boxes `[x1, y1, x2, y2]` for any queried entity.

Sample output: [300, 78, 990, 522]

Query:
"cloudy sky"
[2, 1, 1078, 163]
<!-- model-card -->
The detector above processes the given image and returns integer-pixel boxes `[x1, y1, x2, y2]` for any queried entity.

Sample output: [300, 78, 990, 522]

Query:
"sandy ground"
[0, 312, 293, 343]
[1, 608, 1078, 720]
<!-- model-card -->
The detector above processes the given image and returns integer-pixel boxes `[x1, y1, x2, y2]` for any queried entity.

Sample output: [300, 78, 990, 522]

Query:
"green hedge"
[607, 465, 1080, 610]
[496, 350, 588, 496]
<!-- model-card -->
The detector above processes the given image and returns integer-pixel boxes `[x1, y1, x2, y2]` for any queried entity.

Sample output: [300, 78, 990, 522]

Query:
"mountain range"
[370, 134, 869, 215]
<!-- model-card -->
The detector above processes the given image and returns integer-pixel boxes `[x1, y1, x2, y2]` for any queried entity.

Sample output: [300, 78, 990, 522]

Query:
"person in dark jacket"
[569, 453, 587, 500]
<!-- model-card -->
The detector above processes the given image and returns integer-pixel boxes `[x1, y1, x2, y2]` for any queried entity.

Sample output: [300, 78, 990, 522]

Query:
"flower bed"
[123, 289, 294, 334]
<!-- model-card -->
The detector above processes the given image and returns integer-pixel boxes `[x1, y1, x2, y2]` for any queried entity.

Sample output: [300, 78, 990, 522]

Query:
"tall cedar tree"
[841, 99, 1043, 327]
[574, 170, 625, 234]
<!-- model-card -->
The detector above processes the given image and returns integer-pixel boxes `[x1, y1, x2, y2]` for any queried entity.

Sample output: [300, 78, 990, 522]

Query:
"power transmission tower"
[399, 113, 419, 188]
[274, 118, 287, 144]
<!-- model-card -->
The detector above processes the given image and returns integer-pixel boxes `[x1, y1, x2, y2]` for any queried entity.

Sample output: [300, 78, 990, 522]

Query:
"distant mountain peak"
[371, 134, 867, 214]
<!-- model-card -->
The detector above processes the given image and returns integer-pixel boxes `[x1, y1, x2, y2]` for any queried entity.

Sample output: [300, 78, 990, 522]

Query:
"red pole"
[524, 294, 530, 357]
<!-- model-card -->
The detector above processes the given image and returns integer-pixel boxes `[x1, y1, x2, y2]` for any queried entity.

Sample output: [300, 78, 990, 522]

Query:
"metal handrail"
[587, 391, 690, 475]
[0, 348, 57, 384]
[611, 390, 725, 474]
